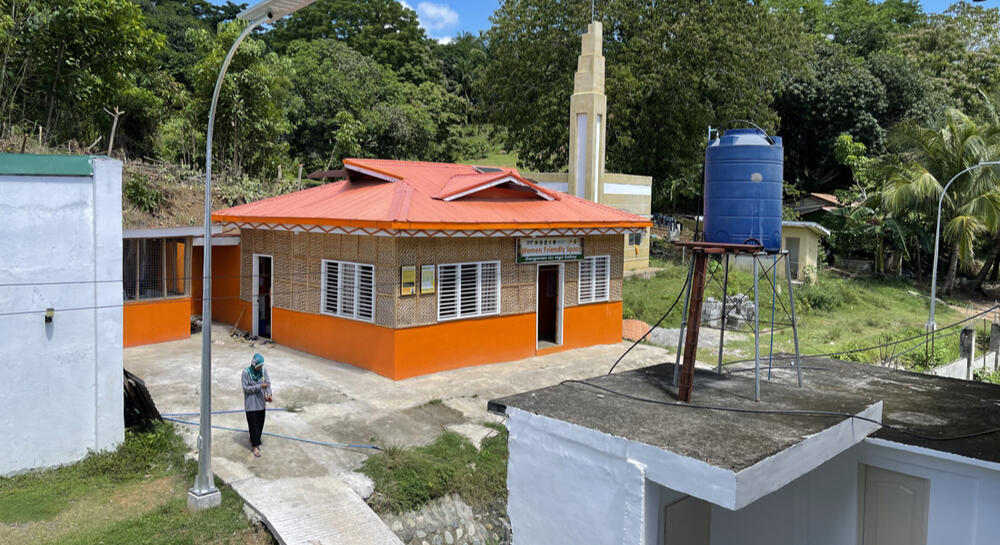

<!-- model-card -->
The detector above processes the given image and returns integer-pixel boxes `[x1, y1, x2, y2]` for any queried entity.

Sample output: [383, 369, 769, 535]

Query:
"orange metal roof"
[213, 159, 651, 231]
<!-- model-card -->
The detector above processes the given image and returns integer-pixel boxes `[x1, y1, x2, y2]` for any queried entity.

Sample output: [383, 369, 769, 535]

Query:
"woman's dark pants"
[246, 410, 265, 448]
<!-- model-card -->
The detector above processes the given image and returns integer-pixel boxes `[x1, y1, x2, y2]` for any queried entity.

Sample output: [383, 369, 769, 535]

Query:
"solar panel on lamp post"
[187, 0, 317, 511]
[926, 161, 1000, 341]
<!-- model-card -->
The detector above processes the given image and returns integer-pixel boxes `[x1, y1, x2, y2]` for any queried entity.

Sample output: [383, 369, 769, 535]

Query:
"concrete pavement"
[126, 324, 675, 544]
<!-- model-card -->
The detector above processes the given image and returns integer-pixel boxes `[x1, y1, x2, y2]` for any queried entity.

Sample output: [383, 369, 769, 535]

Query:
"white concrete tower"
[567, 21, 607, 203]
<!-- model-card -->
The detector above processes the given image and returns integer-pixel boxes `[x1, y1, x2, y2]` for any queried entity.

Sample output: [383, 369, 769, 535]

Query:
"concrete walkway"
[127, 325, 674, 544]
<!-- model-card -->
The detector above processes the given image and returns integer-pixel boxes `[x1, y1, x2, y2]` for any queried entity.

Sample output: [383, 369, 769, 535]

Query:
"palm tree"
[882, 108, 1000, 293]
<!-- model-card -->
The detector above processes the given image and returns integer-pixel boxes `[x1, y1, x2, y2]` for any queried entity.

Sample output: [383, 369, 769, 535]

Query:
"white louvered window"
[579, 255, 610, 304]
[321, 260, 375, 322]
[437, 261, 501, 321]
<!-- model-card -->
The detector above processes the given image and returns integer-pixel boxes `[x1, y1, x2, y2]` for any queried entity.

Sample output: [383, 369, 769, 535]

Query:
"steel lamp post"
[926, 161, 1000, 336]
[188, 0, 316, 511]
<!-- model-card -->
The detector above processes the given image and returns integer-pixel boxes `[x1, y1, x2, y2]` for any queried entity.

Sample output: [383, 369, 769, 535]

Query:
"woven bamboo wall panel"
[397, 294, 417, 326]
[240, 242, 252, 303]
[417, 293, 436, 324]
[273, 258, 292, 310]
[340, 235, 357, 261]
[518, 263, 534, 284]
[564, 261, 579, 307]
[307, 232, 324, 261]
[502, 285, 519, 314]
[291, 232, 308, 258]
[518, 284, 535, 311]
[376, 264, 396, 296]
[377, 237, 397, 266]
[375, 294, 395, 327]
[359, 236, 377, 262]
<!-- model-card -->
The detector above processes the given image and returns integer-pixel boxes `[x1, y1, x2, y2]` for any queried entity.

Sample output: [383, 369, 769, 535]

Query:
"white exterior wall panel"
[0, 158, 123, 475]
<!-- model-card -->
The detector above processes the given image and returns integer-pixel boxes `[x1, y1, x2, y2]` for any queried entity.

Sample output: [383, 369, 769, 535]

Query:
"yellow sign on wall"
[421, 264, 435, 294]
[401, 265, 416, 296]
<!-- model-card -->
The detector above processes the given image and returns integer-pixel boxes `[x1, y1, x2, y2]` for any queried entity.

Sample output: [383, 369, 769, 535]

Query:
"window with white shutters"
[437, 261, 501, 321]
[579, 256, 610, 304]
[321, 260, 375, 322]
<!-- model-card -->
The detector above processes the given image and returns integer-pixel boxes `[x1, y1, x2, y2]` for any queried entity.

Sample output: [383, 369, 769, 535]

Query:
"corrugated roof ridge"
[387, 181, 415, 221]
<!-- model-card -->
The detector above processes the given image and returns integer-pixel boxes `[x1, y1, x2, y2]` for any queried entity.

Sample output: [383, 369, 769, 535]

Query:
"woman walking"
[242, 353, 272, 457]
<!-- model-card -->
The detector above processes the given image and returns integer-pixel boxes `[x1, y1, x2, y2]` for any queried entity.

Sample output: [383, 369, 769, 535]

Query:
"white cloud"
[399, 0, 414, 11]
[437, 37, 454, 45]
[416, 2, 459, 32]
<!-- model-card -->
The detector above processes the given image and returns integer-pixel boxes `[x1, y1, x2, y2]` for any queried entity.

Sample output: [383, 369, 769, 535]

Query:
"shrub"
[795, 283, 843, 312]
[123, 173, 164, 214]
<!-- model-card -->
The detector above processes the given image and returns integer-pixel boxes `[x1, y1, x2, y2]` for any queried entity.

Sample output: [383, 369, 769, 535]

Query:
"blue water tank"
[703, 128, 783, 251]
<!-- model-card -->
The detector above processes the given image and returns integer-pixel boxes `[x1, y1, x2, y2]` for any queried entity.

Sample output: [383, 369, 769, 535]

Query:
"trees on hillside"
[0, 0, 161, 147]
[267, 0, 441, 85]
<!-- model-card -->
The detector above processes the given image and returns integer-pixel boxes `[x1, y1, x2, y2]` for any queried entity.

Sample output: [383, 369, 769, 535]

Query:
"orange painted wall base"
[123, 298, 191, 347]
[270, 301, 622, 380]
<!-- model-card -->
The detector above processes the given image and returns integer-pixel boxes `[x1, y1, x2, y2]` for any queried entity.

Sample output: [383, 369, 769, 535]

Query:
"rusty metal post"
[960, 327, 976, 380]
[672, 258, 696, 386]
[678, 251, 709, 403]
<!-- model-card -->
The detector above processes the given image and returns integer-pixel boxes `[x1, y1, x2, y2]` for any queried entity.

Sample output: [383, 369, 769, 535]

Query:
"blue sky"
[213, 0, 996, 43]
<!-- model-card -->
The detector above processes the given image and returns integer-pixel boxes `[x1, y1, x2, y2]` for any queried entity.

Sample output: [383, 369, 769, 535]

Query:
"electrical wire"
[716, 304, 1000, 369]
[560, 379, 1000, 442]
[163, 416, 382, 451]
[607, 268, 691, 375]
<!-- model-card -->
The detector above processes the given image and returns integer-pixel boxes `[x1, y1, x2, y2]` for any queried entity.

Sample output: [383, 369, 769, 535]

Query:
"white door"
[861, 466, 929, 545]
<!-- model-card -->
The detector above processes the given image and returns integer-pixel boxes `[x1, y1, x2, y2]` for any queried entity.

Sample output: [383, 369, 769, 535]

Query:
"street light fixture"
[188, 0, 316, 511]
[926, 161, 1000, 336]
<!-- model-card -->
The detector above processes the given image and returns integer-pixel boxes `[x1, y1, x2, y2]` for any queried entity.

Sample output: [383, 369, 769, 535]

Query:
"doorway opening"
[253, 254, 272, 338]
[537, 264, 563, 348]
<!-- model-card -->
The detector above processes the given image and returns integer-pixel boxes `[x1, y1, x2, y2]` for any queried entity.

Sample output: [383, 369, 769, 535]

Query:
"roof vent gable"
[434, 174, 556, 202]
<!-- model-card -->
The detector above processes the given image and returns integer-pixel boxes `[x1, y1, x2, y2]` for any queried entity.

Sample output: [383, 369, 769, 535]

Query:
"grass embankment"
[361, 426, 508, 515]
[0, 422, 269, 545]
[456, 124, 519, 168]
[624, 258, 973, 370]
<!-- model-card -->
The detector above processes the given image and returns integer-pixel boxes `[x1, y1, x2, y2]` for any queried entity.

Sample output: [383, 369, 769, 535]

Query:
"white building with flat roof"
[1, 154, 123, 475]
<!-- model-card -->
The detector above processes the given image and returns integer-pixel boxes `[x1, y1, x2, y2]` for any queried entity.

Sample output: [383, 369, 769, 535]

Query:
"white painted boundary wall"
[506, 407, 1000, 545]
[0, 158, 123, 475]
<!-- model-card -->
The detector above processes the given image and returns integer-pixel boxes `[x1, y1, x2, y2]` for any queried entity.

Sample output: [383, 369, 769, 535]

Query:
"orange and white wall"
[239, 230, 626, 379]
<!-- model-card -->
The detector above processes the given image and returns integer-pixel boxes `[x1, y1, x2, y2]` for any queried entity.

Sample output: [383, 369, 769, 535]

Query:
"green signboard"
[517, 237, 584, 263]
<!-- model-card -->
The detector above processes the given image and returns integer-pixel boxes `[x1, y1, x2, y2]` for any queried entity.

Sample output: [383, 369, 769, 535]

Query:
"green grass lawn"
[361, 426, 508, 515]
[624, 257, 973, 370]
[0, 422, 269, 545]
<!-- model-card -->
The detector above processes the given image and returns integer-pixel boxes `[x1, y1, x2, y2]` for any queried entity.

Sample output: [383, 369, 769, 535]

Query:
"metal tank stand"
[673, 243, 803, 403]
[672, 241, 762, 402]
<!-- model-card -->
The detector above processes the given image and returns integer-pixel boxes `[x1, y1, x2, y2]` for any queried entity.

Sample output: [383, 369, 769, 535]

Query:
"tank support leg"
[672, 257, 696, 386]
[754, 254, 761, 402]
[785, 252, 803, 387]
[679, 251, 709, 403]
[716, 254, 730, 375]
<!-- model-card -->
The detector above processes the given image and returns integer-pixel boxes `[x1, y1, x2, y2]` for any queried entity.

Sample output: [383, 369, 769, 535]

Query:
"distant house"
[1, 154, 123, 475]
[731, 221, 830, 282]
[782, 221, 830, 281]
[490, 361, 1000, 545]
[212, 158, 649, 380]
[790, 192, 842, 228]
